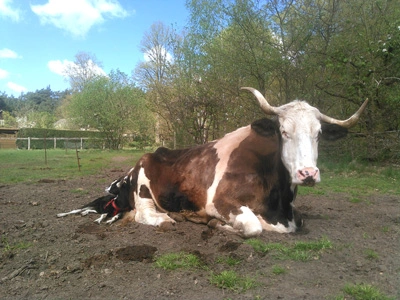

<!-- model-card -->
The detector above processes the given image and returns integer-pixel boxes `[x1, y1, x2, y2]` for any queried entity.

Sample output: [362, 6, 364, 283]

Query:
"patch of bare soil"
[0, 174, 399, 299]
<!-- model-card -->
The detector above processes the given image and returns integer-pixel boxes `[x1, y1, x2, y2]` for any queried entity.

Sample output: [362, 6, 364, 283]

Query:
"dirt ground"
[0, 165, 399, 300]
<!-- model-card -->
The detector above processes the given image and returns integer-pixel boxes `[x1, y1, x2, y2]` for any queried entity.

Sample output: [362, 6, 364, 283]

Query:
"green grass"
[0, 149, 145, 184]
[364, 249, 379, 260]
[271, 265, 286, 275]
[297, 159, 400, 197]
[209, 270, 257, 292]
[245, 237, 332, 261]
[154, 252, 204, 270]
[333, 283, 396, 300]
[215, 255, 242, 266]
[2, 237, 32, 257]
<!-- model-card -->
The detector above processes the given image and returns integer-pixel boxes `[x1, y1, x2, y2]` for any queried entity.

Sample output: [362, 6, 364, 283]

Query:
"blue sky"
[0, 0, 189, 96]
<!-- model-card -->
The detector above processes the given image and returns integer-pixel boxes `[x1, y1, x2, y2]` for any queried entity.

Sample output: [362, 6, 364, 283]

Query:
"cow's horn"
[319, 99, 369, 128]
[241, 87, 280, 115]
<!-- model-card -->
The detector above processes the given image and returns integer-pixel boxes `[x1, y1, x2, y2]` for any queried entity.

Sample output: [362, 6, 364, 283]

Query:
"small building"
[0, 127, 19, 149]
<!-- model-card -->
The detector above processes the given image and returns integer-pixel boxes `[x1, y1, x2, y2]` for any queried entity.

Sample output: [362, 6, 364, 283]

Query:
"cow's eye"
[282, 130, 289, 139]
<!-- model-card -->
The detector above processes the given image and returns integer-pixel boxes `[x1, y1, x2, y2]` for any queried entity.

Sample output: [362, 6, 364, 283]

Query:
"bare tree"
[64, 52, 106, 92]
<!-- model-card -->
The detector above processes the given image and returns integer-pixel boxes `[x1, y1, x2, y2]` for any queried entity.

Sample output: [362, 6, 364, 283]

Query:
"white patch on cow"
[257, 216, 298, 233]
[127, 167, 134, 182]
[230, 206, 262, 237]
[278, 101, 321, 184]
[134, 167, 175, 226]
[123, 209, 136, 222]
[206, 126, 251, 218]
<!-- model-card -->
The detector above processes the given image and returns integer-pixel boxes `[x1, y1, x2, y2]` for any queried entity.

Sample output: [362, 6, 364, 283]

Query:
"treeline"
[134, 0, 400, 160]
[1, 0, 399, 160]
[0, 86, 71, 128]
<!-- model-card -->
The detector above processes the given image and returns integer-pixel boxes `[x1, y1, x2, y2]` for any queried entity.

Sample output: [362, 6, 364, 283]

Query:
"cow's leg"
[134, 168, 175, 227]
[134, 191, 176, 226]
[257, 216, 298, 233]
[214, 206, 262, 238]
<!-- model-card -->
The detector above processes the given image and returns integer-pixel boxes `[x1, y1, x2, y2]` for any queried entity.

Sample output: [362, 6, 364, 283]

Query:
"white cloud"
[84, 59, 107, 77]
[0, 48, 21, 59]
[7, 81, 27, 93]
[31, 0, 129, 38]
[144, 46, 173, 63]
[0, 0, 21, 22]
[0, 68, 9, 79]
[47, 59, 74, 76]
[48, 59, 107, 77]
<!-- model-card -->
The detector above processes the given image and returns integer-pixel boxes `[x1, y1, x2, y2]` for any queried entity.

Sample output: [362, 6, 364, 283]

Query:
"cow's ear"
[251, 118, 278, 137]
[320, 123, 348, 141]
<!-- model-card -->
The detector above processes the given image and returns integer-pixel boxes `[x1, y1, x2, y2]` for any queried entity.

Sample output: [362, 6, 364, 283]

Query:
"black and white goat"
[57, 175, 131, 224]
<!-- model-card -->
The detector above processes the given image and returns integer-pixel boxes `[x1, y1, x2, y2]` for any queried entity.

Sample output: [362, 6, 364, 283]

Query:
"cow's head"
[242, 87, 368, 186]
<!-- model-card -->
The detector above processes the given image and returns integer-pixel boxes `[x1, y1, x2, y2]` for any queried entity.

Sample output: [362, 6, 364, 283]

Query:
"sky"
[0, 0, 189, 96]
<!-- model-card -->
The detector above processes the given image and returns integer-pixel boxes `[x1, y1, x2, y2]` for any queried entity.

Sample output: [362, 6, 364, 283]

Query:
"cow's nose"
[297, 167, 319, 186]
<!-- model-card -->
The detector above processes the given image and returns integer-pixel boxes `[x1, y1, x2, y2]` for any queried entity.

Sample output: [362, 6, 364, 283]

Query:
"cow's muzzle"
[297, 167, 319, 186]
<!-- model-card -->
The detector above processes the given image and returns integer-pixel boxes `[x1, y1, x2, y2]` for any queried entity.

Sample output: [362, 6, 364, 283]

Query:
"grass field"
[0, 149, 145, 184]
[0, 149, 399, 197]
[298, 158, 400, 197]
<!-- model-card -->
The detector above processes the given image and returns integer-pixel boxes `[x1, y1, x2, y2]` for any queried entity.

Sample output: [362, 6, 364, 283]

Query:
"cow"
[123, 87, 368, 237]
[57, 174, 132, 224]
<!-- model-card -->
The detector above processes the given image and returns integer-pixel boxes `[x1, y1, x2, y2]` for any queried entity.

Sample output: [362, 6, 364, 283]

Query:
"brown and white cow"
[124, 87, 368, 237]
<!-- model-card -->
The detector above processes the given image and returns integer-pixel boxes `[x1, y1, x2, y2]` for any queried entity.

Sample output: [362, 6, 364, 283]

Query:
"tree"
[134, 3, 281, 147]
[0, 92, 12, 112]
[271, 0, 400, 159]
[27, 111, 56, 129]
[67, 69, 153, 149]
[64, 52, 105, 92]
[134, 22, 183, 146]
[1, 111, 18, 128]
[133, 0, 399, 159]
[172, 0, 281, 143]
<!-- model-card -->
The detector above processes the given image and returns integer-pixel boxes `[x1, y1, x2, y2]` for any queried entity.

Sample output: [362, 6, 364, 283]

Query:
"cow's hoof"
[157, 221, 176, 232]
[168, 212, 186, 222]
[207, 218, 223, 229]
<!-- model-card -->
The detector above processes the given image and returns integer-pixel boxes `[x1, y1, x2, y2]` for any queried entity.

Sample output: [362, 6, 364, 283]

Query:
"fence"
[9, 137, 104, 150]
